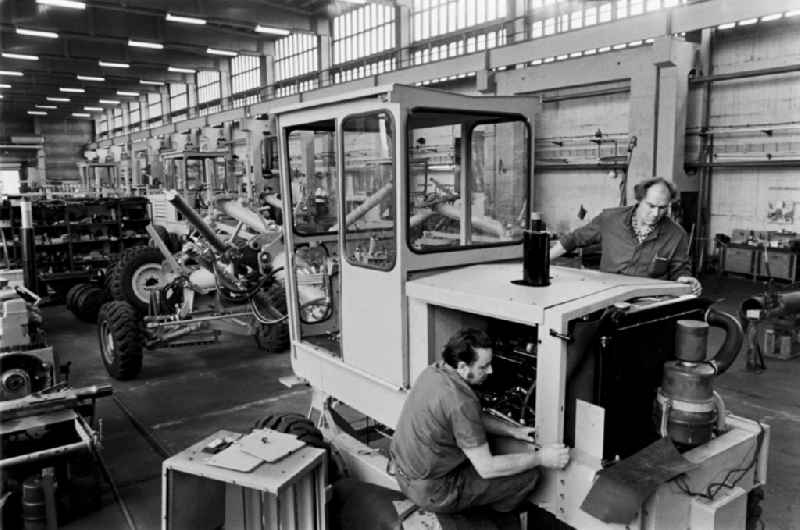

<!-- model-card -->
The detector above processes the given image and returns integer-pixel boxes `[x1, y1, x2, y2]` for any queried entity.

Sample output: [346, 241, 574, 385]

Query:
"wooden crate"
[162, 430, 326, 530]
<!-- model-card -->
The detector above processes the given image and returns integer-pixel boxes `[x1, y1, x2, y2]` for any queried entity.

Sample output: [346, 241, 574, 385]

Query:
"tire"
[107, 246, 166, 313]
[66, 283, 92, 312]
[253, 412, 341, 482]
[253, 283, 290, 353]
[97, 301, 143, 380]
[74, 286, 107, 323]
[150, 224, 181, 254]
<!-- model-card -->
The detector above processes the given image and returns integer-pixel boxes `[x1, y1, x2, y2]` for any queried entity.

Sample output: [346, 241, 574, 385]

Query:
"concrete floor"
[35, 274, 800, 530]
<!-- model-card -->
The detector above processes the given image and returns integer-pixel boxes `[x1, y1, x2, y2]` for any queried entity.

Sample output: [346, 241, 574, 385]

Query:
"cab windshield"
[407, 109, 529, 252]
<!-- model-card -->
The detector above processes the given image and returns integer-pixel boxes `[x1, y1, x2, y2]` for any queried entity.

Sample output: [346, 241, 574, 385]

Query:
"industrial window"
[169, 83, 188, 112]
[333, 4, 395, 66]
[98, 119, 108, 134]
[333, 58, 396, 84]
[197, 71, 221, 104]
[147, 92, 162, 122]
[342, 111, 395, 271]
[128, 100, 141, 126]
[275, 34, 318, 82]
[287, 120, 337, 236]
[407, 110, 529, 253]
[275, 79, 319, 99]
[529, 0, 690, 37]
[231, 55, 261, 95]
[112, 106, 123, 130]
[411, 0, 506, 42]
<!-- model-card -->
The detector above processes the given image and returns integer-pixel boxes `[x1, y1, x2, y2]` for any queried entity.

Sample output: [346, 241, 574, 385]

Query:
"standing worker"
[390, 329, 570, 515]
[549, 177, 702, 295]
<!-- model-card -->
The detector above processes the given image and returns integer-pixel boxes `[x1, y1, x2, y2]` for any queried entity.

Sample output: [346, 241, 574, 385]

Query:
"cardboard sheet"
[580, 437, 698, 524]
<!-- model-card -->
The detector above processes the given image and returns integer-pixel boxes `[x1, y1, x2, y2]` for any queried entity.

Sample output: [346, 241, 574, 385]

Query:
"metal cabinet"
[758, 249, 799, 282]
[721, 245, 757, 276]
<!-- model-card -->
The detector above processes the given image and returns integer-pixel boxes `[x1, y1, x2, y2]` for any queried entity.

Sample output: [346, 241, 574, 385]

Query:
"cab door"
[338, 108, 406, 388]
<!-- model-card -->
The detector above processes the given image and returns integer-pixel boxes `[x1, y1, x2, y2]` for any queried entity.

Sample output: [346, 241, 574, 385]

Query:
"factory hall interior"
[2, 0, 800, 529]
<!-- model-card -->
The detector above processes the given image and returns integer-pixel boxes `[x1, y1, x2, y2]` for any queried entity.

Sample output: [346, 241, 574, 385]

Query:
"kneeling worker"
[549, 177, 702, 296]
[390, 329, 570, 514]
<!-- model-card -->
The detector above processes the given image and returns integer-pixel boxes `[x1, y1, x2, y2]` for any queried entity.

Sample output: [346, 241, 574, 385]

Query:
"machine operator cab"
[77, 161, 124, 196]
[276, 84, 534, 398]
[148, 150, 230, 235]
[275, 85, 768, 529]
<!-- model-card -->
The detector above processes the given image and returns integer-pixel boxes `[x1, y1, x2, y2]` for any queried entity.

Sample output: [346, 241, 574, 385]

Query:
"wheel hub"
[131, 263, 165, 304]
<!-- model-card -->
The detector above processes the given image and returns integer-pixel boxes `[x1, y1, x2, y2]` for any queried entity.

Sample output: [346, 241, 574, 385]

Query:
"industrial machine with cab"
[269, 84, 768, 529]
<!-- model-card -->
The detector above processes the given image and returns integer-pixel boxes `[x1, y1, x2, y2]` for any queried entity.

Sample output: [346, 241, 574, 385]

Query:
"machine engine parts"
[654, 309, 743, 448]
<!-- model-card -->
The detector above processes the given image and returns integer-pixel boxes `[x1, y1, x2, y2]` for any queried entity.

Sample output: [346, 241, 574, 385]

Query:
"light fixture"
[0, 84, 11, 89]
[60, 87, 85, 93]
[717, 22, 736, 29]
[0, 95, 3, 99]
[84, 106, 103, 111]
[168, 66, 196, 74]
[36, 0, 86, 9]
[99, 60, 130, 68]
[16, 27, 59, 39]
[738, 18, 758, 26]
[166, 13, 206, 25]
[28, 110, 48, 115]
[140, 79, 165, 86]
[207, 48, 238, 57]
[787, 9, 800, 17]
[47, 96, 70, 102]
[117, 90, 140, 97]
[99, 99, 120, 104]
[128, 39, 164, 50]
[77, 75, 105, 82]
[72, 112, 91, 117]
[760, 13, 783, 22]
[2, 52, 39, 61]
[36, 105, 57, 109]
[254, 25, 291, 36]
[0, 70, 24, 77]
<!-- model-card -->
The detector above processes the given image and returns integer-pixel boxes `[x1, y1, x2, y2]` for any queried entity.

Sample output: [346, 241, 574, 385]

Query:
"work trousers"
[396, 462, 540, 514]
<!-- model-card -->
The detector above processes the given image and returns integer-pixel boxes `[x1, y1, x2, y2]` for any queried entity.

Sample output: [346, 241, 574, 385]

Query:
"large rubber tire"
[107, 246, 166, 313]
[97, 301, 143, 380]
[66, 283, 92, 312]
[253, 412, 341, 482]
[150, 224, 181, 254]
[253, 283, 290, 353]
[74, 286, 107, 323]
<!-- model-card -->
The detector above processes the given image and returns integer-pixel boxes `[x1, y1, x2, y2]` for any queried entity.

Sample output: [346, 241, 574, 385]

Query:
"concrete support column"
[260, 41, 276, 100]
[160, 85, 171, 118]
[316, 17, 333, 87]
[397, 4, 412, 69]
[627, 37, 696, 203]
[187, 79, 198, 117]
[219, 58, 233, 109]
[140, 94, 149, 123]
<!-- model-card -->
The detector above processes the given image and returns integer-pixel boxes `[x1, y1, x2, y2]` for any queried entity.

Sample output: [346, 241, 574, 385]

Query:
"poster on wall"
[766, 186, 800, 224]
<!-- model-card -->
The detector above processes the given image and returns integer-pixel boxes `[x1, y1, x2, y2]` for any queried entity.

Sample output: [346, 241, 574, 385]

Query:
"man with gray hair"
[550, 177, 702, 295]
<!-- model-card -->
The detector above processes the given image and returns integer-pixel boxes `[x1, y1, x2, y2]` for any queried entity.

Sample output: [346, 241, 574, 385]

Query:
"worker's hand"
[676, 276, 702, 296]
[537, 444, 571, 469]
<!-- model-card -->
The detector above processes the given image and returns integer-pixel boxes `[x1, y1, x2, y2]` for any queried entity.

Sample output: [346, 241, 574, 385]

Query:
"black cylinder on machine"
[22, 475, 46, 530]
[521, 213, 550, 287]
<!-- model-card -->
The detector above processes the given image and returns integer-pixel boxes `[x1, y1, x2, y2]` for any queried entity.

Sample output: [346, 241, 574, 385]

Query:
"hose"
[705, 307, 744, 375]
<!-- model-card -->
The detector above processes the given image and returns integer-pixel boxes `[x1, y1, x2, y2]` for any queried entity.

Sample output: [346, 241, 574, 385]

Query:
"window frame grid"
[197, 70, 222, 106]
[169, 83, 188, 113]
[231, 55, 262, 95]
[275, 33, 318, 83]
[333, 4, 396, 66]
[128, 100, 141, 126]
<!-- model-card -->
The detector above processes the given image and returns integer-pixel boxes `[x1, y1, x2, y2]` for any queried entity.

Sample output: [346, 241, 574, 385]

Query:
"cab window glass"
[342, 112, 396, 271]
